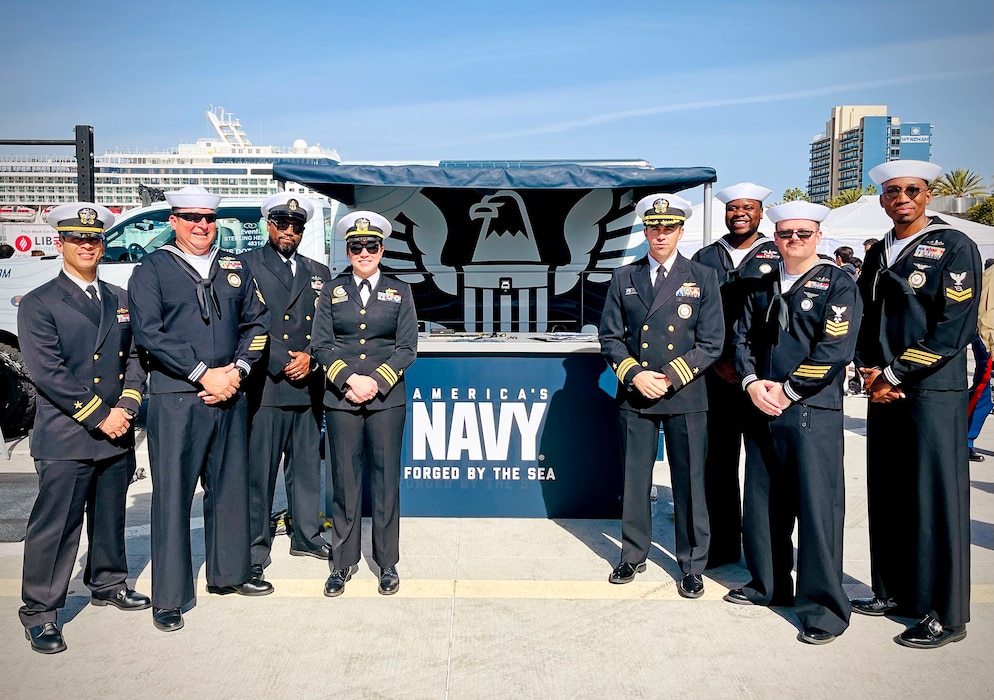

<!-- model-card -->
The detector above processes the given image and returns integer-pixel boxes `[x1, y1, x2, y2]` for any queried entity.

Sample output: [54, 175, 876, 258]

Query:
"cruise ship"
[0, 106, 341, 219]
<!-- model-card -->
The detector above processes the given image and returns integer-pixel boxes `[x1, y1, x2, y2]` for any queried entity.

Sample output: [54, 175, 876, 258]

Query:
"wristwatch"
[237, 366, 249, 379]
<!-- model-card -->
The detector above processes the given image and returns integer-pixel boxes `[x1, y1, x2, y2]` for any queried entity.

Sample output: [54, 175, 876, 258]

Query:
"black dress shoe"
[678, 574, 705, 599]
[378, 566, 400, 595]
[91, 587, 151, 611]
[895, 616, 967, 649]
[970, 448, 985, 463]
[722, 588, 754, 605]
[324, 567, 353, 597]
[851, 595, 897, 616]
[608, 561, 646, 584]
[152, 607, 184, 632]
[207, 578, 274, 596]
[798, 627, 836, 645]
[289, 543, 332, 560]
[25, 622, 67, 654]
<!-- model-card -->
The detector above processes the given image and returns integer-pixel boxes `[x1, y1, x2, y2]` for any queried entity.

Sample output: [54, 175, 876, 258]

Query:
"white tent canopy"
[677, 195, 994, 262]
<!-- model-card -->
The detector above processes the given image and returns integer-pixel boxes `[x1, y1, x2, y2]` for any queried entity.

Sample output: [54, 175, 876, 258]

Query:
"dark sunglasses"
[269, 218, 303, 234]
[348, 241, 382, 255]
[882, 185, 926, 200]
[775, 229, 817, 240]
[174, 212, 217, 224]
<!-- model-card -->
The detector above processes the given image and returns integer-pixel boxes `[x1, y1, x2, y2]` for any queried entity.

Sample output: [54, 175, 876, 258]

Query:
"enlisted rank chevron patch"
[946, 287, 973, 302]
[824, 320, 850, 337]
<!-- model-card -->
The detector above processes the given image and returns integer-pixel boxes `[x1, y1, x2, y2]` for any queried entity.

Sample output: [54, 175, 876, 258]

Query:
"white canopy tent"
[677, 194, 994, 262]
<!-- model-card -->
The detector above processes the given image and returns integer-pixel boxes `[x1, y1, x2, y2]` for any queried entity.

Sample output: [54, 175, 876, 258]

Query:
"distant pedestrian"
[967, 259, 994, 461]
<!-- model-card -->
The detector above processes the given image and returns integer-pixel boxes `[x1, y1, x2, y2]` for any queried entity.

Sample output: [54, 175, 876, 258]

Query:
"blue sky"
[1, 0, 991, 202]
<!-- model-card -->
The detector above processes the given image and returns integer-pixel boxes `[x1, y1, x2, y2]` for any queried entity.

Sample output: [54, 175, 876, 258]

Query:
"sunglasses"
[269, 218, 303, 234]
[775, 229, 818, 240]
[882, 185, 927, 200]
[174, 212, 217, 224]
[348, 241, 382, 255]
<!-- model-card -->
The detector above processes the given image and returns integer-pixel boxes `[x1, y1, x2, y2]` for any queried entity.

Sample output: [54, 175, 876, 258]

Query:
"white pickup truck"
[0, 196, 339, 438]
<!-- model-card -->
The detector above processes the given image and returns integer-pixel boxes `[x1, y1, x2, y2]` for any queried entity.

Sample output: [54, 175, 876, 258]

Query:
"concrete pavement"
[2, 395, 994, 699]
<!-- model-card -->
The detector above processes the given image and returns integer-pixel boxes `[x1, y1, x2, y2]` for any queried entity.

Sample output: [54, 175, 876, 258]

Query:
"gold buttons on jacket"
[642, 361, 648, 367]
[284, 315, 290, 321]
[359, 339, 366, 345]
[283, 334, 289, 340]
[93, 354, 100, 360]
[642, 325, 649, 331]
[642, 342, 648, 349]
[119, 374, 124, 379]
[360, 323, 366, 330]
[668, 325, 675, 332]
[668, 344, 674, 350]
[93, 377, 100, 384]
[306, 316, 312, 321]
[118, 351, 124, 357]
[306, 334, 311, 340]
[359, 353, 366, 360]
[360, 309, 367, 315]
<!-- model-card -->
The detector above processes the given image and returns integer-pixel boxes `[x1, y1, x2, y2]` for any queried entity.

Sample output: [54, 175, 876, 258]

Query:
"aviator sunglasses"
[269, 218, 304, 234]
[775, 229, 818, 240]
[173, 212, 217, 224]
[348, 241, 382, 255]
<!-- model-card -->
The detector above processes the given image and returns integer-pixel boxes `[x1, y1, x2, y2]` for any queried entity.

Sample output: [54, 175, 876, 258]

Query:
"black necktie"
[285, 258, 294, 278]
[653, 267, 666, 298]
[278, 257, 293, 287]
[359, 279, 371, 307]
[85, 284, 99, 305]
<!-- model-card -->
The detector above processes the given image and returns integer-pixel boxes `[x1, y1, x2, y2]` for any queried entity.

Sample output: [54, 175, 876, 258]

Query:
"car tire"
[0, 342, 35, 439]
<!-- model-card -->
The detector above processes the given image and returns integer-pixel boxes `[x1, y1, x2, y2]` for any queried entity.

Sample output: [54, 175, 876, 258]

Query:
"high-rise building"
[808, 105, 934, 203]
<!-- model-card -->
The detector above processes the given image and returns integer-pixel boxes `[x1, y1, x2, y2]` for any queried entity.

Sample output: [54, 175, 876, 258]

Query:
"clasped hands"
[97, 407, 132, 440]
[858, 367, 905, 403]
[633, 370, 672, 401]
[283, 351, 313, 382]
[345, 373, 379, 405]
[746, 380, 792, 417]
[198, 364, 241, 405]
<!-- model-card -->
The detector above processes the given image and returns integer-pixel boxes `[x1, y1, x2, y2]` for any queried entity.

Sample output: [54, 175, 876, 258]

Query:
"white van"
[0, 195, 338, 438]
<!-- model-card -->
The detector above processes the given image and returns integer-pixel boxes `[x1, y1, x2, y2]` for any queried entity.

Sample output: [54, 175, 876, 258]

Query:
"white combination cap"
[868, 160, 942, 185]
[766, 201, 831, 224]
[715, 182, 773, 204]
[336, 210, 392, 240]
[48, 202, 115, 236]
[262, 193, 314, 223]
[165, 185, 222, 210]
[636, 193, 693, 225]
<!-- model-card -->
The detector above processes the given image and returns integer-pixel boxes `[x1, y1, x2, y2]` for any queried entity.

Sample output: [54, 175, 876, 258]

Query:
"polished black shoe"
[798, 627, 836, 645]
[289, 543, 332, 560]
[851, 595, 897, 616]
[91, 587, 151, 611]
[25, 622, 67, 654]
[207, 578, 274, 596]
[895, 616, 967, 649]
[608, 561, 646, 584]
[152, 607, 184, 632]
[324, 567, 353, 597]
[970, 448, 985, 463]
[678, 574, 705, 599]
[723, 588, 754, 605]
[378, 566, 400, 595]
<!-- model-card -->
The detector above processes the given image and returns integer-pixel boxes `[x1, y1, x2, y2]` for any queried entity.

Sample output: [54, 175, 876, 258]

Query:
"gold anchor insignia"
[355, 218, 370, 232]
[652, 199, 669, 214]
[78, 208, 97, 225]
[288, 199, 299, 211]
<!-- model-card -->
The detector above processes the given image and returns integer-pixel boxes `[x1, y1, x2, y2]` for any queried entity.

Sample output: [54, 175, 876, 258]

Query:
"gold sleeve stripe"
[327, 359, 348, 383]
[255, 289, 266, 305]
[793, 364, 830, 378]
[120, 389, 143, 403]
[824, 321, 850, 337]
[72, 396, 103, 422]
[375, 364, 399, 386]
[669, 357, 694, 385]
[248, 334, 268, 351]
[946, 288, 973, 302]
[900, 349, 942, 365]
[616, 358, 639, 382]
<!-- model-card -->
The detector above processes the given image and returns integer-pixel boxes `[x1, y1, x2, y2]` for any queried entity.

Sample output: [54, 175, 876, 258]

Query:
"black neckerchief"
[160, 243, 222, 323]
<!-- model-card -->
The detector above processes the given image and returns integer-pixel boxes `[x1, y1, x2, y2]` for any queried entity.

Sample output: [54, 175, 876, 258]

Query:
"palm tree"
[827, 187, 872, 209]
[932, 169, 989, 198]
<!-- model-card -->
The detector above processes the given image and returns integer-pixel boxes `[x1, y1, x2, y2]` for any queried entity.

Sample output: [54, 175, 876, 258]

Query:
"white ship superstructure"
[0, 106, 340, 220]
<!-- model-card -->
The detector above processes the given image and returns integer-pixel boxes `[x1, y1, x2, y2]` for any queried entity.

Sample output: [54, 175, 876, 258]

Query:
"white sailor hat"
[336, 210, 392, 240]
[262, 193, 314, 223]
[636, 193, 693, 225]
[164, 185, 222, 210]
[47, 202, 115, 238]
[868, 160, 942, 185]
[766, 201, 831, 224]
[715, 182, 773, 204]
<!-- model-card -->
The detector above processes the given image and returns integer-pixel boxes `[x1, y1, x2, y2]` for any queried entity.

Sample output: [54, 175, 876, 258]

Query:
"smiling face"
[346, 237, 384, 279]
[774, 218, 822, 271]
[879, 177, 932, 232]
[169, 208, 217, 256]
[268, 217, 303, 256]
[723, 198, 764, 239]
[56, 235, 104, 281]
[642, 223, 684, 265]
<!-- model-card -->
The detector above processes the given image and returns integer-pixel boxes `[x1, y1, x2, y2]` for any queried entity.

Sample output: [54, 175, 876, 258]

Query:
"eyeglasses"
[269, 218, 303, 234]
[173, 212, 217, 224]
[882, 185, 927, 200]
[348, 241, 382, 255]
[775, 229, 818, 240]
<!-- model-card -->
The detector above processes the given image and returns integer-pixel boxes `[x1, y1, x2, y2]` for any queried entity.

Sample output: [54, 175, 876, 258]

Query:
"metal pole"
[702, 181, 713, 246]
[75, 125, 95, 202]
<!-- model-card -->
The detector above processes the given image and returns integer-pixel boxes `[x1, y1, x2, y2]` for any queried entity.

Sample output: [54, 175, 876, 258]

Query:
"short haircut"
[834, 246, 854, 264]
[863, 238, 879, 248]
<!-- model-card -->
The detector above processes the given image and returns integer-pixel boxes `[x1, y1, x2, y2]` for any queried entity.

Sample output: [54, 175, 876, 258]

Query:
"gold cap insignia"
[78, 208, 97, 226]
[288, 199, 299, 211]
[652, 199, 669, 214]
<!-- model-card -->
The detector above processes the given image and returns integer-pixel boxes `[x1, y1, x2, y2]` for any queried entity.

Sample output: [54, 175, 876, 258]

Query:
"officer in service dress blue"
[241, 193, 332, 573]
[312, 211, 418, 597]
[17, 203, 149, 654]
[725, 201, 860, 645]
[691, 182, 780, 567]
[853, 160, 981, 649]
[128, 186, 272, 632]
[599, 193, 723, 598]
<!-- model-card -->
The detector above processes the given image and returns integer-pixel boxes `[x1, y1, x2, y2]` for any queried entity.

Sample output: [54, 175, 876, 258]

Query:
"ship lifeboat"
[0, 205, 38, 222]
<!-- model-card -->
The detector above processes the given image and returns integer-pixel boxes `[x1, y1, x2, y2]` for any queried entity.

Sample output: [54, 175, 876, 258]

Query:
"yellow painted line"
[2, 579, 992, 602]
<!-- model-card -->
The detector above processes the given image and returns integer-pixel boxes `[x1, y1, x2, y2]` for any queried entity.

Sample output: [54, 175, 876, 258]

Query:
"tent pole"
[702, 181, 713, 246]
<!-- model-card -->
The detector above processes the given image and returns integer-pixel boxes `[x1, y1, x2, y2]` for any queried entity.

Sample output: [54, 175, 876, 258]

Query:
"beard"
[270, 238, 298, 257]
